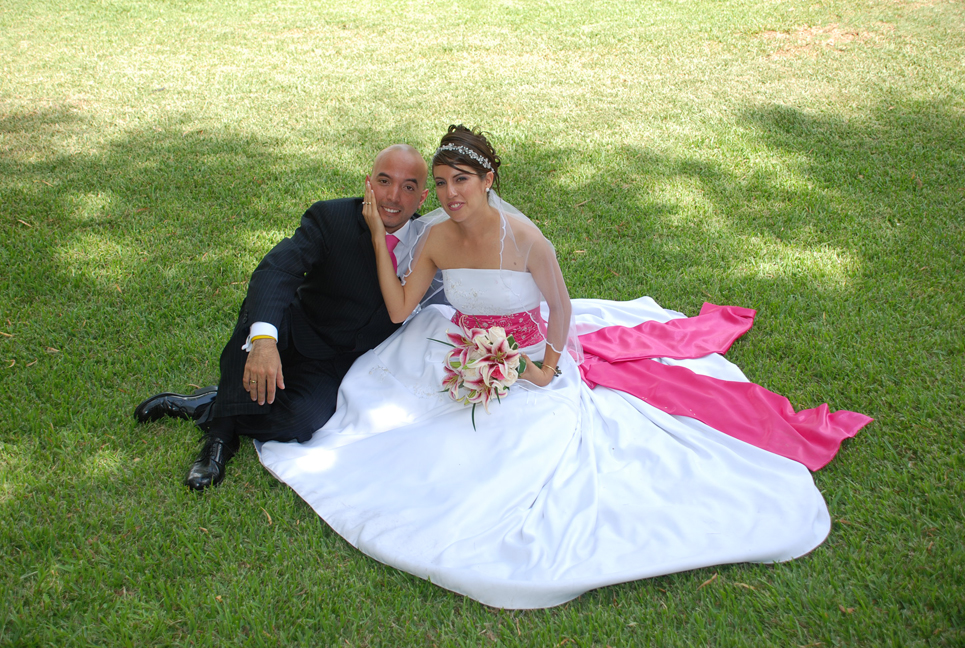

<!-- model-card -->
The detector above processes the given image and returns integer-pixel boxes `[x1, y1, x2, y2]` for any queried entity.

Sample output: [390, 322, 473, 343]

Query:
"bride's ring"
[250, 379, 257, 384]
[362, 201, 372, 205]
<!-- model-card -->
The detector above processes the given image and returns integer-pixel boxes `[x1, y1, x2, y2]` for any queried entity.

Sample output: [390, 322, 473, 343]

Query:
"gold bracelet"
[545, 365, 562, 377]
[250, 335, 276, 342]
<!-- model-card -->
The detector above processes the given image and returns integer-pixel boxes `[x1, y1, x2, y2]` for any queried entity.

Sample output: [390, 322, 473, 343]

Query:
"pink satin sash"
[451, 307, 546, 348]
[578, 303, 872, 470]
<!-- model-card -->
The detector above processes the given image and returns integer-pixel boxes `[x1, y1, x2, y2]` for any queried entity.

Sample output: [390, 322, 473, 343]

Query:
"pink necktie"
[385, 234, 400, 274]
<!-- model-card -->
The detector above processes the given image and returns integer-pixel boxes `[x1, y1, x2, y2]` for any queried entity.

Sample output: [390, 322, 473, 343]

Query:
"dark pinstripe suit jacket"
[241, 197, 406, 361]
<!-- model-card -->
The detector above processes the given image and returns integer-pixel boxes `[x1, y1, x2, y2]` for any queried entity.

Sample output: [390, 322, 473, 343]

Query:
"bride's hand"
[362, 179, 385, 239]
[519, 354, 556, 388]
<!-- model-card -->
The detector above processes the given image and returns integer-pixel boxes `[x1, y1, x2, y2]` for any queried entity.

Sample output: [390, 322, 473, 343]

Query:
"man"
[134, 144, 430, 490]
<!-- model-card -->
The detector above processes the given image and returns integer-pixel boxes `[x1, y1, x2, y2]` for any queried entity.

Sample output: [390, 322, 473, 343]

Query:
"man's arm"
[245, 202, 334, 326]
[240, 201, 337, 405]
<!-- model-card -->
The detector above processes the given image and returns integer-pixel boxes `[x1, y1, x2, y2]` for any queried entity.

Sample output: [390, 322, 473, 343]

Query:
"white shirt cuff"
[242, 322, 278, 352]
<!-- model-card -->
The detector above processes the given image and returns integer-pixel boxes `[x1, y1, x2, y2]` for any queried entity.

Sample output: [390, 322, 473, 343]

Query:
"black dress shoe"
[184, 437, 236, 491]
[134, 386, 217, 423]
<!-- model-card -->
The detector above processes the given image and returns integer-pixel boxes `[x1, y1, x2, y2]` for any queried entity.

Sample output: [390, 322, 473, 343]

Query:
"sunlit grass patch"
[730, 236, 860, 289]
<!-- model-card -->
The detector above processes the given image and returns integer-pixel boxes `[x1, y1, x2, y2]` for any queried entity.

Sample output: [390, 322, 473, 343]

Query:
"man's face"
[366, 148, 429, 233]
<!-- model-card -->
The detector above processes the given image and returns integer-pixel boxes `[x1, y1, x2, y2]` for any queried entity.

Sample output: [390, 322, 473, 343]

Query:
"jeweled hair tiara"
[434, 144, 493, 170]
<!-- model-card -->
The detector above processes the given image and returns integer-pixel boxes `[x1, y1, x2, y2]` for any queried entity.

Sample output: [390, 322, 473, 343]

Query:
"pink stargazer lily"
[442, 362, 462, 401]
[469, 327, 520, 388]
[438, 323, 524, 426]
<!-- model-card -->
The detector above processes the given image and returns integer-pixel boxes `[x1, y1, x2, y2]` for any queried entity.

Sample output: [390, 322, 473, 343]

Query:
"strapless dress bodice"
[442, 269, 541, 316]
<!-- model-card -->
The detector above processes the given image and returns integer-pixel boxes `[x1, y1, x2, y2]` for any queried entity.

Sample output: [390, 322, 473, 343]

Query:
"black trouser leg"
[204, 415, 240, 453]
[199, 301, 361, 444]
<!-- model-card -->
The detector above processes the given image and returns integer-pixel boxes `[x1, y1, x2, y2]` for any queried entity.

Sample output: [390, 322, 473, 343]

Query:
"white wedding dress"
[257, 269, 831, 609]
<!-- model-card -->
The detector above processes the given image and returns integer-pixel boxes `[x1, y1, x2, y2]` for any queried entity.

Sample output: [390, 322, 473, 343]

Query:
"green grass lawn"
[2, 0, 963, 645]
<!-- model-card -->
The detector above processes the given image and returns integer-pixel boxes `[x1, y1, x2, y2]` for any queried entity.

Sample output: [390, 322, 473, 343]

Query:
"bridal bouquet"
[436, 324, 527, 429]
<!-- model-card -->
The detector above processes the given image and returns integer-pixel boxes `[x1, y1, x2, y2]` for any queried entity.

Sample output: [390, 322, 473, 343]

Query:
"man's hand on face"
[243, 338, 285, 405]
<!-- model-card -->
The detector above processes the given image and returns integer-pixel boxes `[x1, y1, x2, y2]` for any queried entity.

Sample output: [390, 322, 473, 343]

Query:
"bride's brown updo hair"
[432, 124, 502, 194]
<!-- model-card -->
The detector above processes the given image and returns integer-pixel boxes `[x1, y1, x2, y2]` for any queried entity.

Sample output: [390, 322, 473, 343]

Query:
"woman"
[257, 126, 857, 609]
[363, 126, 574, 390]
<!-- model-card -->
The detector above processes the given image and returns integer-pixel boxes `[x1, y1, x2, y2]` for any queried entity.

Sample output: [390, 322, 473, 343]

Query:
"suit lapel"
[354, 207, 380, 289]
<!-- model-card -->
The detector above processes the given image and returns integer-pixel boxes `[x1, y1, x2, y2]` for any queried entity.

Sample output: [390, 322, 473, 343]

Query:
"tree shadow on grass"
[729, 100, 965, 426]
[1, 97, 963, 641]
[0, 108, 442, 644]
[1, 108, 429, 418]
[0, 113, 425, 603]
[2, 96, 961, 464]
[501, 98, 963, 415]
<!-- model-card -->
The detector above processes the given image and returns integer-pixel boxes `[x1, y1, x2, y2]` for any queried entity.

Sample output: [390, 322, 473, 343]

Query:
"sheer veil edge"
[399, 192, 583, 364]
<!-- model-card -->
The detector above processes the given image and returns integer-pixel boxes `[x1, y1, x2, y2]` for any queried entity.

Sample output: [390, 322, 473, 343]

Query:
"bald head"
[366, 144, 430, 233]
[373, 144, 428, 190]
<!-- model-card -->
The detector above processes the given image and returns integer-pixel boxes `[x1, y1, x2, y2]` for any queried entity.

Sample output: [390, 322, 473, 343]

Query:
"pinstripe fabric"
[204, 198, 408, 443]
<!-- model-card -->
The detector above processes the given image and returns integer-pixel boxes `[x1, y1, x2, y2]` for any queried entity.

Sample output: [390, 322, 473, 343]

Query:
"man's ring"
[250, 379, 257, 384]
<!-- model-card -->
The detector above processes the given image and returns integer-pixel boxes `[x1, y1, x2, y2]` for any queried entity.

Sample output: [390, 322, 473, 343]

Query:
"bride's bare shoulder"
[420, 219, 459, 265]
[424, 218, 456, 243]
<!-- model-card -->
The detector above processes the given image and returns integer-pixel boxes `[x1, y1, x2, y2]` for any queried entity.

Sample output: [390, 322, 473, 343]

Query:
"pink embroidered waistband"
[451, 307, 546, 348]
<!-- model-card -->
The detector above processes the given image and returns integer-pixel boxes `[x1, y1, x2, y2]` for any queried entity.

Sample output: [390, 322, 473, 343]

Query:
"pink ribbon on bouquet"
[578, 303, 872, 470]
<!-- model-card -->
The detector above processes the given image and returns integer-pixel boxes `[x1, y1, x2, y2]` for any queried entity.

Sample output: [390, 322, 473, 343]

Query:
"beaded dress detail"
[444, 269, 547, 348]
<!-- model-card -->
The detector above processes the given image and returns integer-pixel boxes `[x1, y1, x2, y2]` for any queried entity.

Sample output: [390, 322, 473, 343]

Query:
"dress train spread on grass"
[257, 268, 871, 609]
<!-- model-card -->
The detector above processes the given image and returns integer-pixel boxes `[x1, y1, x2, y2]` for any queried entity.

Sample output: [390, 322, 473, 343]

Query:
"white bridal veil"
[399, 192, 583, 364]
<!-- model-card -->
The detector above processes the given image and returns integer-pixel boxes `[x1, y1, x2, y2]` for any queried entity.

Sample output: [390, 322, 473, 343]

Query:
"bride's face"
[433, 164, 493, 220]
